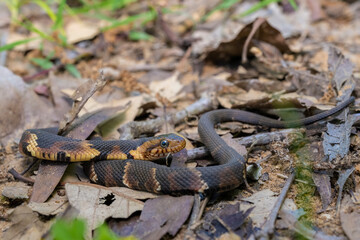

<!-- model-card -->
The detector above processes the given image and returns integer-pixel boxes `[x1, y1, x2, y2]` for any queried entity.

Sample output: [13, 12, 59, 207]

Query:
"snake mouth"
[147, 142, 186, 159]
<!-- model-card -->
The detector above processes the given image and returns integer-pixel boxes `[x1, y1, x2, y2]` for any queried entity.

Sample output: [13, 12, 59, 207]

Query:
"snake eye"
[160, 139, 169, 148]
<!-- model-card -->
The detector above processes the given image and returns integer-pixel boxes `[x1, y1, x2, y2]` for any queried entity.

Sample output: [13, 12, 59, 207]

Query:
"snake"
[19, 96, 355, 194]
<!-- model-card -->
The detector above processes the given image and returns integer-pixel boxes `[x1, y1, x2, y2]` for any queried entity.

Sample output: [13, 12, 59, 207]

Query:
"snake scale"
[19, 96, 355, 194]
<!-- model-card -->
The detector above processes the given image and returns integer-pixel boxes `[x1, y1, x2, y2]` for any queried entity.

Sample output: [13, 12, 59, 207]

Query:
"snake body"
[19, 96, 355, 194]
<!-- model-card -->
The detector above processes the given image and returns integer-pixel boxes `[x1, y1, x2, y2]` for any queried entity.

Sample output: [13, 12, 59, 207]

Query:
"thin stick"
[256, 171, 295, 240]
[8, 168, 35, 184]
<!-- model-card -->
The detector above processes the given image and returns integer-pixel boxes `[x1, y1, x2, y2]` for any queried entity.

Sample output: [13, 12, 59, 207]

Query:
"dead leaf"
[201, 203, 254, 239]
[65, 182, 144, 238]
[28, 192, 68, 216]
[217, 87, 270, 109]
[149, 72, 184, 102]
[222, 133, 247, 156]
[312, 173, 332, 211]
[205, 19, 290, 63]
[341, 193, 360, 240]
[117, 195, 194, 239]
[0, 66, 58, 146]
[328, 46, 355, 100]
[336, 167, 355, 213]
[109, 187, 158, 200]
[239, 189, 297, 228]
[1, 205, 51, 240]
[2, 183, 31, 200]
[65, 19, 100, 44]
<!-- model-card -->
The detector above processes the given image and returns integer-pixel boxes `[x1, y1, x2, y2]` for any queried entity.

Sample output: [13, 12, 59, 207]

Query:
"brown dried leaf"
[109, 187, 158, 200]
[217, 87, 269, 109]
[340, 193, 360, 240]
[202, 203, 254, 239]
[1, 205, 51, 240]
[312, 173, 332, 211]
[65, 19, 100, 44]
[149, 72, 184, 103]
[0, 67, 58, 146]
[239, 189, 296, 228]
[65, 182, 144, 238]
[328, 46, 355, 99]
[222, 133, 247, 156]
[28, 192, 68, 216]
[205, 19, 290, 63]
[119, 195, 194, 239]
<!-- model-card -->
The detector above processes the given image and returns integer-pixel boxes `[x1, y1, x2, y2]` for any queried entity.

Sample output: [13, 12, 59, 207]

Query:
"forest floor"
[1, 1, 360, 239]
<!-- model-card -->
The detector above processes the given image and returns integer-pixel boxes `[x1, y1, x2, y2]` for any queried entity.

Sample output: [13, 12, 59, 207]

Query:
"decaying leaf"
[0, 66, 58, 146]
[239, 189, 297, 228]
[109, 187, 158, 200]
[28, 192, 69, 216]
[2, 182, 31, 200]
[65, 183, 144, 238]
[217, 87, 270, 109]
[149, 72, 184, 103]
[65, 19, 100, 44]
[2, 205, 52, 240]
[312, 173, 332, 211]
[340, 192, 360, 240]
[328, 46, 355, 99]
[113, 195, 194, 239]
[336, 167, 355, 213]
[199, 203, 254, 239]
[205, 19, 290, 63]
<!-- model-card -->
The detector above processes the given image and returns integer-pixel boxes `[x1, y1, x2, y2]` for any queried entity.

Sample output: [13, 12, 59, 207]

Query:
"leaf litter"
[2, 1, 360, 239]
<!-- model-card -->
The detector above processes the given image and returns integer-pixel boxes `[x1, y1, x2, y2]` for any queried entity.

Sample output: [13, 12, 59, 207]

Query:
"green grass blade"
[203, 0, 241, 21]
[65, 64, 81, 78]
[129, 31, 152, 41]
[0, 37, 38, 52]
[33, 0, 56, 22]
[53, 0, 66, 30]
[238, 0, 281, 17]
[21, 21, 54, 41]
[101, 10, 157, 31]
[31, 58, 54, 70]
[70, 0, 137, 14]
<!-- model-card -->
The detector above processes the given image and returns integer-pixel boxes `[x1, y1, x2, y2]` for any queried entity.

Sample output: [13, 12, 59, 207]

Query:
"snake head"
[136, 133, 186, 160]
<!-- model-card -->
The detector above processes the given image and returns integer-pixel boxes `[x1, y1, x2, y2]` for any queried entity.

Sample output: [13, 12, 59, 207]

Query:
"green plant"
[51, 218, 137, 240]
[202, 0, 241, 21]
[238, 0, 298, 17]
[51, 218, 86, 240]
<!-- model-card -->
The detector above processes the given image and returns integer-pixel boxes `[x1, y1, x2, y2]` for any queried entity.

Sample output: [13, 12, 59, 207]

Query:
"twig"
[58, 70, 108, 135]
[184, 194, 210, 240]
[118, 93, 218, 140]
[8, 168, 35, 184]
[242, 18, 266, 64]
[256, 171, 295, 240]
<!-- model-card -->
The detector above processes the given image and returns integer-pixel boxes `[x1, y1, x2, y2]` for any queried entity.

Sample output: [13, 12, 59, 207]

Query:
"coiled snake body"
[19, 97, 354, 194]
